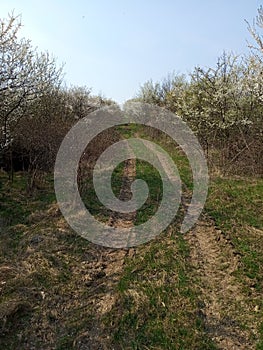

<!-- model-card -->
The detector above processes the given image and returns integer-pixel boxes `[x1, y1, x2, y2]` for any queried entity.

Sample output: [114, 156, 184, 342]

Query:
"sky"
[0, 0, 262, 103]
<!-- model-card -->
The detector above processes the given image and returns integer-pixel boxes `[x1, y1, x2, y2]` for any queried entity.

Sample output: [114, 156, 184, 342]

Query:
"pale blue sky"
[0, 0, 261, 103]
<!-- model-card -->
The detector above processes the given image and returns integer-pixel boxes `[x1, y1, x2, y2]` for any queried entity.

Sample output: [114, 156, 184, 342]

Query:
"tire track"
[185, 219, 255, 349]
[140, 138, 255, 348]
[74, 155, 137, 349]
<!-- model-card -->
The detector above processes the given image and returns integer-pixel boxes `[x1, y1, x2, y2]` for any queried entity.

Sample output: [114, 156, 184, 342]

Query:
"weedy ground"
[0, 125, 262, 349]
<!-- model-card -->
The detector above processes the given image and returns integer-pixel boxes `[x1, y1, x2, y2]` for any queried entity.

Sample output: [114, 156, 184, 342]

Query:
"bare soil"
[185, 219, 257, 349]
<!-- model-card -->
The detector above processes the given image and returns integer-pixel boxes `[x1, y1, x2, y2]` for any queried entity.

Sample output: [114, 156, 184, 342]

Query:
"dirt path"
[108, 158, 137, 229]
[74, 157, 137, 349]
[185, 219, 255, 349]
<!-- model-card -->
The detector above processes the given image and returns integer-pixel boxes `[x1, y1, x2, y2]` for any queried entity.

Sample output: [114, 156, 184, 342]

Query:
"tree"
[136, 73, 187, 111]
[180, 52, 263, 172]
[13, 85, 116, 192]
[0, 12, 63, 174]
[136, 51, 263, 174]
[246, 6, 263, 55]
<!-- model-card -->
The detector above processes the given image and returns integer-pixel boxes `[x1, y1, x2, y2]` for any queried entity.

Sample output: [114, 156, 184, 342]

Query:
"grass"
[206, 177, 263, 229]
[0, 124, 262, 348]
[136, 126, 193, 190]
[80, 159, 125, 222]
[0, 171, 56, 225]
[135, 159, 162, 225]
[81, 124, 193, 226]
[0, 170, 97, 349]
[100, 126, 216, 349]
[206, 175, 263, 342]
[206, 176, 263, 285]
[106, 233, 217, 350]
[0, 126, 214, 349]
